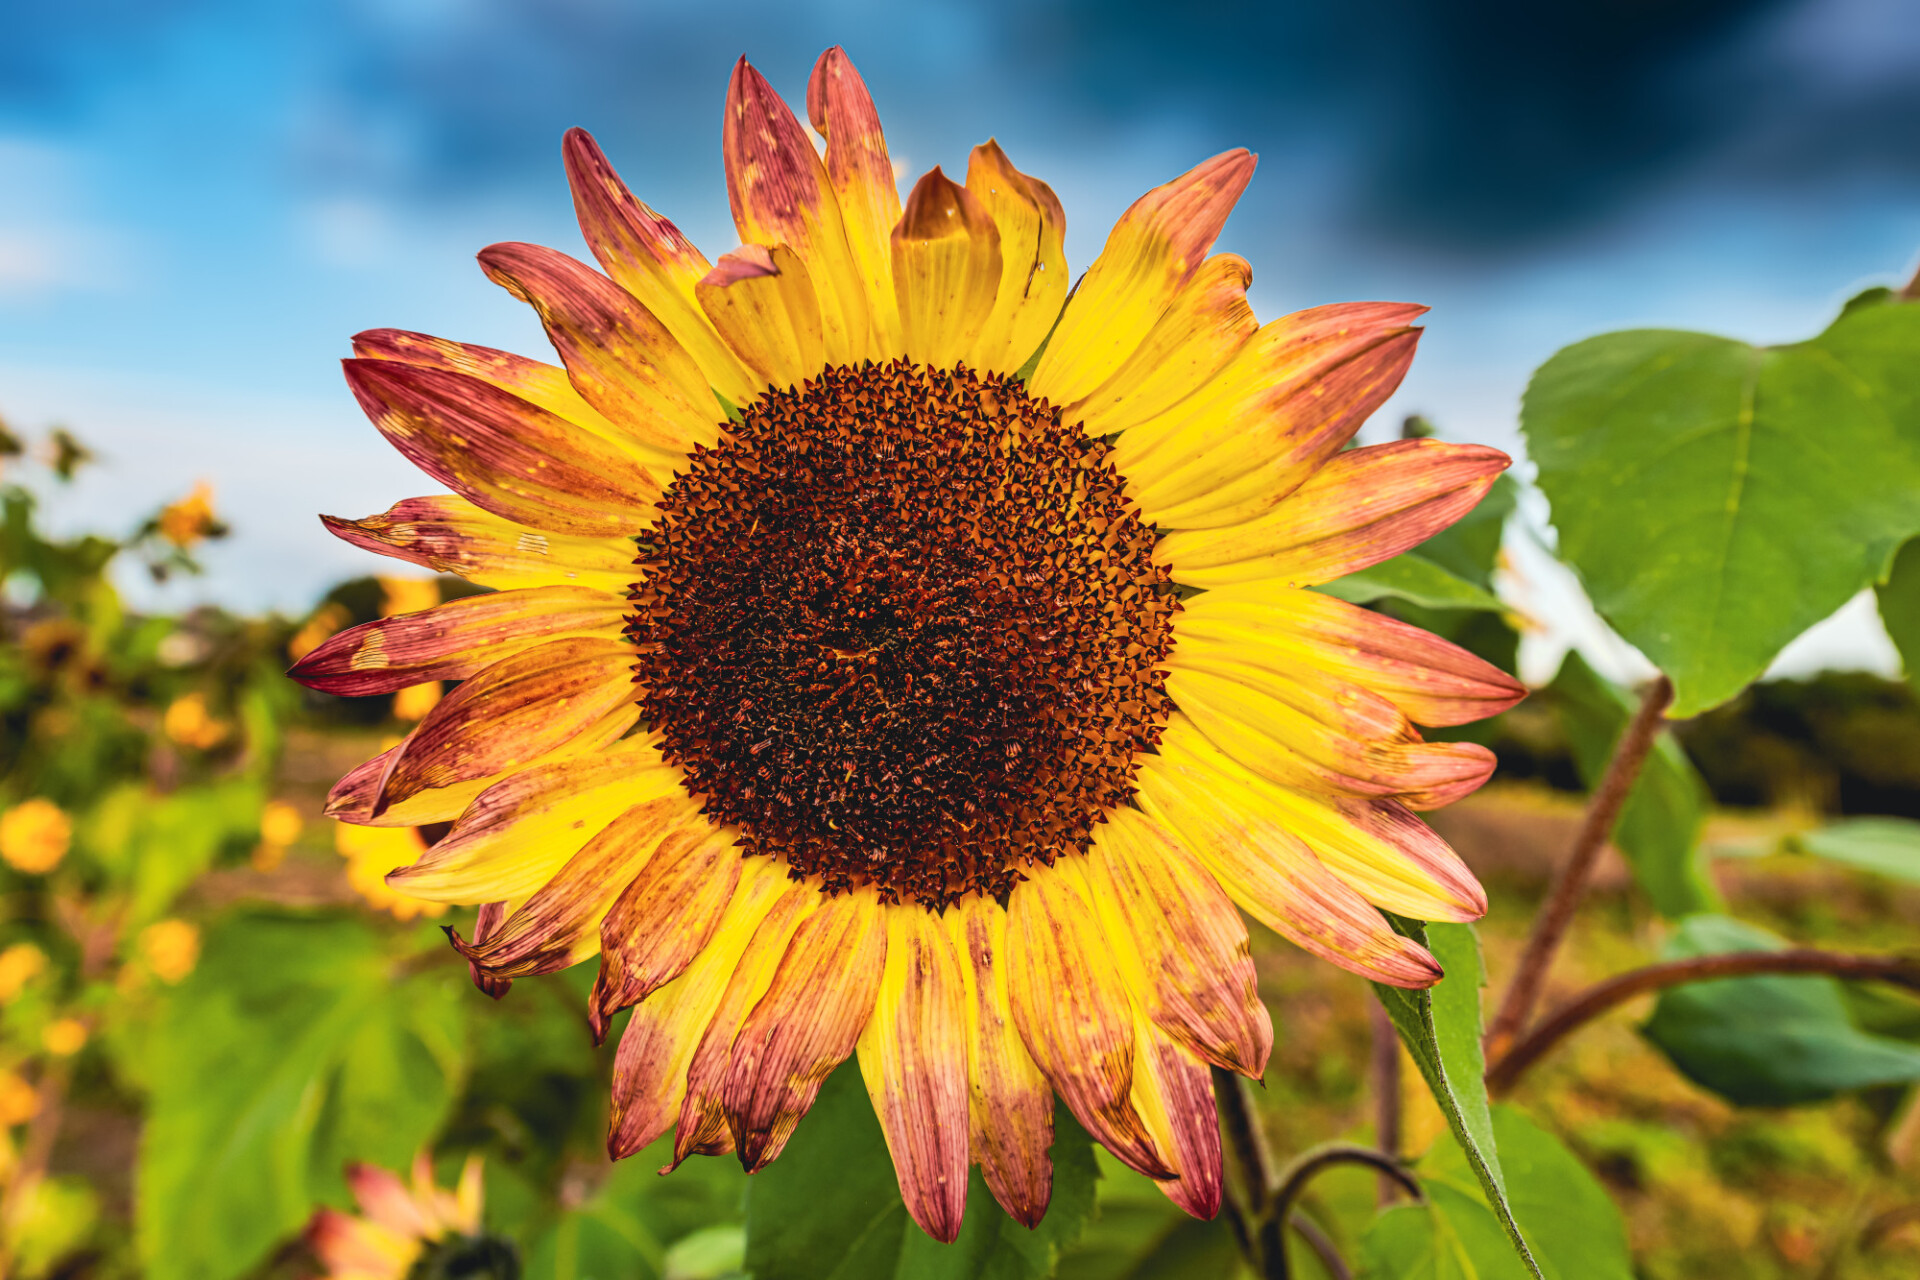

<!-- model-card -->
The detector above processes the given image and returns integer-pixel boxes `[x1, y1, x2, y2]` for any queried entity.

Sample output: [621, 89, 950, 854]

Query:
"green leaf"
[1319, 554, 1505, 612]
[1795, 817, 1920, 883]
[523, 1135, 748, 1280]
[1370, 920, 1541, 1279]
[1641, 914, 1920, 1105]
[1412, 474, 1519, 592]
[1549, 652, 1719, 917]
[1418, 1107, 1634, 1280]
[1360, 1184, 1531, 1280]
[1522, 303, 1920, 717]
[1874, 536, 1920, 699]
[744, 1062, 1098, 1280]
[1053, 1150, 1243, 1280]
[137, 913, 469, 1280]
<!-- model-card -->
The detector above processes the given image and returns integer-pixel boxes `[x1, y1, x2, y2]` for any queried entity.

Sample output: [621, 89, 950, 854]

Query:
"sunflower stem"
[1484, 673, 1673, 1062]
[1263, 1144, 1421, 1278]
[1485, 948, 1920, 1095]
[1368, 1000, 1403, 1205]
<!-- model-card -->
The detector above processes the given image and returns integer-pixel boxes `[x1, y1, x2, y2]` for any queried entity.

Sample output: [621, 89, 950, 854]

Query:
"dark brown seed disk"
[626, 360, 1177, 910]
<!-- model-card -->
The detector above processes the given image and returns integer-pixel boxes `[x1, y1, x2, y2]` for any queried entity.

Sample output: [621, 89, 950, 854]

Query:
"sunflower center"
[627, 360, 1177, 909]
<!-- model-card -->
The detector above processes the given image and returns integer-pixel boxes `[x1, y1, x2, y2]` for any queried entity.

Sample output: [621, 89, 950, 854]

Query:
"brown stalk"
[1486, 949, 1920, 1094]
[1368, 1001, 1403, 1206]
[1485, 674, 1674, 1061]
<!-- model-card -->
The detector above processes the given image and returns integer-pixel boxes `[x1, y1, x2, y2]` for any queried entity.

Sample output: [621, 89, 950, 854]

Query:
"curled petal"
[343, 359, 663, 537]
[466, 901, 514, 998]
[1159, 440, 1512, 587]
[370, 637, 638, 813]
[385, 740, 683, 903]
[1114, 302, 1424, 529]
[1130, 1019, 1223, 1220]
[1084, 809, 1270, 1077]
[807, 46, 904, 355]
[449, 794, 704, 980]
[696, 244, 827, 393]
[1175, 583, 1526, 728]
[1157, 719, 1485, 923]
[608, 859, 791, 1159]
[327, 705, 637, 829]
[1135, 745, 1442, 988]
[1006, 861, 1172, 1180]
[1063, 253, 1256, 437]
[857, 907, 971, 1243]
[478, 242, 723, 456]
[672, 884, 818, 1165]
[892, 167, 1002, 370]
[1029, 149, 1256, 405]
[963, 140, 1068, 375]
[289, 585, 626, 697]
[591, 824, 743, 1041]
[724, 57, 873, 363]
[949, 897, 1054, 1228]
[320, 495, 637, 593]
[352, 328, 632, 448]
[563, 128, 756, 404]
[720, 890, 887, 1170]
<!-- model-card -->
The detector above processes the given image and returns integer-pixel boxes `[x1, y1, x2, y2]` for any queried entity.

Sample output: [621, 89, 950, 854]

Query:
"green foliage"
[1371, 920, 1540, 1279]
[1320, 554, 1504, 612]
[137, 913, 469, 1280]
[1793, 817, 1920, 882]
[1364, 1108, 1632, 1280]
[1641, 915, 1920, 1106]
[1550, 652, 1718, 916]
[1523, 298, 1920, 717]
[1053, 1150, 1242, 1280]
[744, 1062, 1099, 1280]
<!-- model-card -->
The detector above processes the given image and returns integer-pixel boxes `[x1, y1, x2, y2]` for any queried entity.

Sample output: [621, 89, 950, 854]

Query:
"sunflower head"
[296, 46, 1523, 1244]
[306, 1154, 508, 1280]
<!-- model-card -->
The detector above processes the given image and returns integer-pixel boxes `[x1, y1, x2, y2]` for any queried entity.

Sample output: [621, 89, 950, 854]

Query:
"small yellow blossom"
[0, 1072, 38, 1127]
[162, 692, 230, 750]
[0, 944, 47, 1002]
[139, 919, 201, 984]
[391, 681, 443, 723]
[157, 481, 218, 548]
[289, 602, 351, 663]
[335, 824, 445, 921]
[260, 799, 304, 848]
[378, 577, 440, 618]
[0, 801, 70, 875]
[41, 1019, 86, 1057]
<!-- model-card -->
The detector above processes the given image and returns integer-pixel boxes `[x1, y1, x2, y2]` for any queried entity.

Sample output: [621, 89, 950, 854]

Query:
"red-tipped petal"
[319, 494, 637, 593]
[807, 46, 904, 354]
[590, 825, 743, 1041]
[695, 242, 827, 392]
[1130, 1022, 1224, 1220]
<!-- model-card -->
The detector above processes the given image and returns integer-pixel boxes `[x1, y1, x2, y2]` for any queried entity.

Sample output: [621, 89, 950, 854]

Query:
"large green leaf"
[1320, 553, 1505, 612]
[1054, 1150, 1245, 1280]
[1550, 652, 1718, 917]
[744, 1062, 1098, 1280]
[1874, 535, 1920, 699]
[1522, 301, 1920, 717]
[137, 914, 469, 1280]
[1795, 817, 1920, 883]
[1360, 1184, 1531, 1280]
[1641, 914, 1920, 1106]
[1417, 1108, 1633, 1280]
[1371, 920, 1540, 1279]
[523, 1141, 747, 1280]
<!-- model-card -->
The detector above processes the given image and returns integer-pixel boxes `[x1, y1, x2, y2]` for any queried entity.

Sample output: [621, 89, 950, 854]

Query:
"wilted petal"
[1129, 1020, 1223, 1220]
[591, 824, 744, 1041]
[696, 244, 828, 393]
[320, 494, 637, 593]
[807, 46, 904, 356]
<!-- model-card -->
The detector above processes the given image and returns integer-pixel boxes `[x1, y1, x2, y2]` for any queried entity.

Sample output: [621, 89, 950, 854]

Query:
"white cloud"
[0, 137, 134, 299]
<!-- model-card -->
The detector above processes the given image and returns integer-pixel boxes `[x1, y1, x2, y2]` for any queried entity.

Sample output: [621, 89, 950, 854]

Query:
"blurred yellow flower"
[391, 681, 443, 723]
[0, 801, 70, 875]
[157, 481, 218, 548]
[259, 799, 304, 850]
[335, 824, 446, 921]
[0, 1072, 38, 1127]
[378, 576, 439, 618]
[162, 692, 230, 750]
[0, 944, 47, 1002]
[307, 1153, 486, 1280]
[289, 602, 351, 664]
[41, 1019, 86, 1057]
[138, 919, 201, 985]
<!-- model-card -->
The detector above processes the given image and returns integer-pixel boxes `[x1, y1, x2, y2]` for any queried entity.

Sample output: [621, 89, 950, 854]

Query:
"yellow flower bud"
[0, 944, 47, 1002]
[162, 692, 229, 750]
[157, 481, 218, 548]
[259, 800, 304, 848]
[41, 1018, 86, 1057]
[0, 801, 70, 875]
[139, 919, 201, 985]
[0, 1073, 38, 1127]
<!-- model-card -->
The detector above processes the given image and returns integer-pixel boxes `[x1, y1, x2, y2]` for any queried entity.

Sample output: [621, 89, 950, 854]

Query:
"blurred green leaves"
[1523, 298, 1920, 717]
[1793, 816, 1920, 882]
[137, 914, 469, 1280]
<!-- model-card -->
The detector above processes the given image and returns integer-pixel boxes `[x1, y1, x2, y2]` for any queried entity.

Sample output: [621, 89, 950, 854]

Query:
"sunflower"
[306, 1154, 511, 1280]
[292, 47, 1523, 1242]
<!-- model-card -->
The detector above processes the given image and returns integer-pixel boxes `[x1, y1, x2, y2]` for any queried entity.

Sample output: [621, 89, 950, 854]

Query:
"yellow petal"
[807, 47, 905, 357]
[892, 167, 1002, 370]
[1028, 149, 1255, 406]
[1128, 1017, 1222, 1220]
[591, 824, 744, 1040]
[319, 494, 638, 594]
[962, 141, 1068, 375]
[696, 244, 828, 394]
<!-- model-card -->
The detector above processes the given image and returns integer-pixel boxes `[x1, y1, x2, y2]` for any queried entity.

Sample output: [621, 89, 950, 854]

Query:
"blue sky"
[2, 0, 1918, 679]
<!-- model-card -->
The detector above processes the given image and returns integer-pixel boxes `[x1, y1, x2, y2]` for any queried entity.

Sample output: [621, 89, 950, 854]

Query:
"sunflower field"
[5, 41, 1920, 1280]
